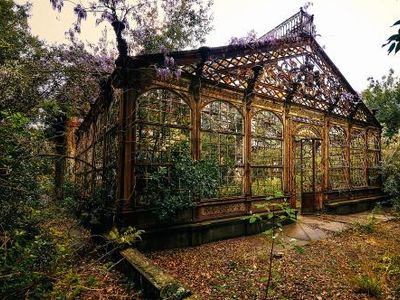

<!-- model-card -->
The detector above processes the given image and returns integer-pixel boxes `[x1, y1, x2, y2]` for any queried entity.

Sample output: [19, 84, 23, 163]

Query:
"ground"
[43, 214, 143, 299]
[146, 211, 400, 299]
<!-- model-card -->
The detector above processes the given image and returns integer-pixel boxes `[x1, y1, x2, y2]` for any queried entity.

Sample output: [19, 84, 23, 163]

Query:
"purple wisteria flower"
[74, 4, 87, 21]
[50, 0, 64, 12]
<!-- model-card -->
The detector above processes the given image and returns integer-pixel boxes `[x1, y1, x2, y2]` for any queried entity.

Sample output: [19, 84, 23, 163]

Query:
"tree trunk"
[53, 115, 67, 202]
[65, 117, 80, 182]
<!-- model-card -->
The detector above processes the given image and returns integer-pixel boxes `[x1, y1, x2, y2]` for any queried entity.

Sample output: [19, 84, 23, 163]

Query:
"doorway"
[294, 138, 322, 213]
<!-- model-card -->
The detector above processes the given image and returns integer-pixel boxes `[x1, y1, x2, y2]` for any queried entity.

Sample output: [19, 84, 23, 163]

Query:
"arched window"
[350, 129, 367, 187]
[134, 89, 191, 206]
[329, 125, 348, 189]
[367, 130, 380, 186]
[201, 101, 244, 197]
[251, 110, 283, 196]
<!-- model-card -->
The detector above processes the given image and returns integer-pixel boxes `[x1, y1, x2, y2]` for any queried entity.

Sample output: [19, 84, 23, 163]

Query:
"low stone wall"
[120, 248, 193, 300]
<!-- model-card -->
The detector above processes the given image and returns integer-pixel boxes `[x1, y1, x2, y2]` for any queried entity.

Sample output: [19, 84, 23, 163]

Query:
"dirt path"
[147, 211, 400, 299]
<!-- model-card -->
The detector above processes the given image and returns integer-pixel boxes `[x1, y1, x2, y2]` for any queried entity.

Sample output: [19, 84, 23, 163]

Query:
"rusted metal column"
[346, 122, 352, 189]
[120, 88, 139, 211]
[283, 105, 295, 208]
[189, 47, 209, 161]
[242, 65, 263, 210]
[321, 116, 330, 207]
[364, 129, 368, 186]
[244, 105, 251, 198]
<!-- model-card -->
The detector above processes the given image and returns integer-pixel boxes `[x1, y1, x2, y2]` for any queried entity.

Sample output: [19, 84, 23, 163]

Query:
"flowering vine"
[156, 55, 182, 81]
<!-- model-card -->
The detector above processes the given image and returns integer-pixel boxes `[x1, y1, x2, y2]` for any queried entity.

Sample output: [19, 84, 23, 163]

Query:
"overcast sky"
[23, 0, 400, 92]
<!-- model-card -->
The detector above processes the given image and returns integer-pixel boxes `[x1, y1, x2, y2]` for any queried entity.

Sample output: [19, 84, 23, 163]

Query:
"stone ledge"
[325, 195, 386, 208]
[120, 248, 192, 300]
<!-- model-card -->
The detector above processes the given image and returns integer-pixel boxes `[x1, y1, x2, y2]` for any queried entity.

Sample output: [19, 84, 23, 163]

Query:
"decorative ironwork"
[259, 8, 315, 40]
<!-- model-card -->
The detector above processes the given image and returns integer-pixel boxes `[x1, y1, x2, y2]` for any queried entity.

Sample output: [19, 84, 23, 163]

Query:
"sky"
[21, 0, 400, 92]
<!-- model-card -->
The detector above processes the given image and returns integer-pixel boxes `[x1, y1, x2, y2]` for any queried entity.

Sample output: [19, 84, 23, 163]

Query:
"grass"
[355, 274, 382, 297]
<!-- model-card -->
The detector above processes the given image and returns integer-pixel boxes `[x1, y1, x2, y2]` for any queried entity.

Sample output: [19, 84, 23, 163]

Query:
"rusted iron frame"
[75, 18, 384, 222]
[259, 8, 314, 40]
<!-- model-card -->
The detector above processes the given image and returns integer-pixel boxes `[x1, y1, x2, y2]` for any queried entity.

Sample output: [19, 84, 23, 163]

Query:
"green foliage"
[377, 255, 400, 278]
[106, 226, 144, 246]
[377, 255, 400, 295]
[383, 20, 400, 55]
[0, 229, 57, 298]
[148, 142, 219, 220]
[354, 204, 383, 233]
[378, 136, 400, 213]
[354, 216, 377, 233]
[0, 112, 51, 231]
[0, 0, 39, 63]
[355, 274, 382, 297]
[63, 181, 116, 232]
[363, 69, 400, 139]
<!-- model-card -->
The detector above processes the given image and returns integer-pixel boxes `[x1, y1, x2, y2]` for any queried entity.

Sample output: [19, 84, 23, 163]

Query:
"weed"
[243, 194, 296, 299]
[354, 207, 380, 233]
[355, 274, 382, 297]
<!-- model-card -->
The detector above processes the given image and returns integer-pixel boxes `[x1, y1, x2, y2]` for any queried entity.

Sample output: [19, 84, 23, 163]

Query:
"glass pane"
[201, 101, 243, 134]
[367, 131, 380, 150]
[134, 89, 191, 206]
[328, 125, 347, 190]
[251, 168, 283, 196]
[136, 125, 190, 163]
[350, 129, 365, 149]
[368, 168, 380, 186]
[251, 110, 282, 138]
[201, 101, 244, 198]
[351, 168, 367, 187]
[218, 166, 244, 197]
[137, 89, 191, 127]
[250, 110, 283, 196]
[251, 138, 282, 166]
[367, 151, 379, 167]
[329, 168, 347, 189]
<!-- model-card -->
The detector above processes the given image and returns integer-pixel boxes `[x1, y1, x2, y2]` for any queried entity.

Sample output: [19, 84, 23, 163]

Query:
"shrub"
[62, 180, 116, 233]
[381, 137, 400, 213]
[148, 143, 219, 221]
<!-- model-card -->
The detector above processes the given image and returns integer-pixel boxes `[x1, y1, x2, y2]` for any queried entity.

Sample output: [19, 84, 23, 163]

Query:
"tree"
[362, 69, 400, 139]
[383, 19, 400, 54]
[0, 1, 48, 114]
[0, 0, 40, 63]
[50, 0, 213, 57]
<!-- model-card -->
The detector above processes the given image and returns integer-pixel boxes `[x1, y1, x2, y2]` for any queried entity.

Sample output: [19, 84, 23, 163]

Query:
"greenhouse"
[74, 9, 384, 248]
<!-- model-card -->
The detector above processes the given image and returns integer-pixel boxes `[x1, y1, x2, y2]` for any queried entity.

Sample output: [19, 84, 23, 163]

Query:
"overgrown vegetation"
[1, 207, 140, 299]
[0, 0, 214, 297]
[363, 70, 400, 213]
[148, 142, 220, 220]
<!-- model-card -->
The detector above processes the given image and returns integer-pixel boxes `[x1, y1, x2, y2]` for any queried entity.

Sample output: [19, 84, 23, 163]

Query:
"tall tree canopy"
[50, 0, 214, 56]
[363, 69, 400, 139]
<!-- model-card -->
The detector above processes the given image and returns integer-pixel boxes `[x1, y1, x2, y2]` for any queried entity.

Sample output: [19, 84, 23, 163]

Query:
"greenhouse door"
[295, 138, 322, 213]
